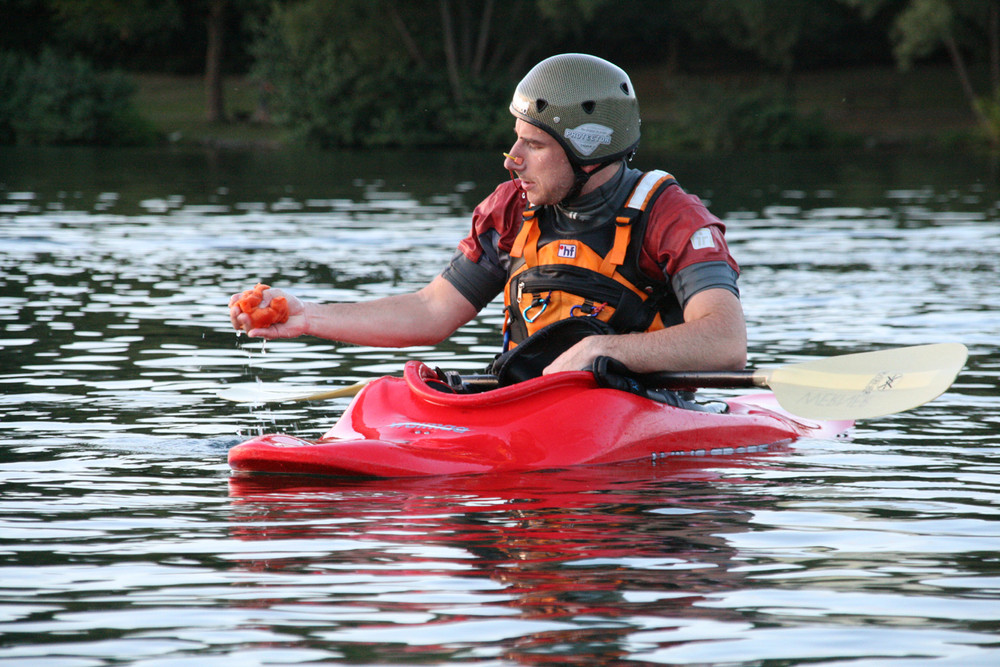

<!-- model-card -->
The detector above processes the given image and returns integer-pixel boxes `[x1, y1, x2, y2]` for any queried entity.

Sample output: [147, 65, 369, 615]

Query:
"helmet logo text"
[564, 123, 614, 157]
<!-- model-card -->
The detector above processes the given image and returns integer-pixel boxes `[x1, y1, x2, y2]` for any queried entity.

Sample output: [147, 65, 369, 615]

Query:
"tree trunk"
[471, 0, 494, 77]
[991, 0, 1000, 94]
[942, 30, 995, 143]
[439, 0, 463, 102]
[205, 0, 226, 123]
[387, 0, 427, 68]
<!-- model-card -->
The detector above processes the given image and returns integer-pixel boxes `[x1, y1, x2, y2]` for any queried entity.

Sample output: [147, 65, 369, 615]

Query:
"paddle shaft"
[451, 343, 968, 420]
[636, 370, 764, 390]
[219, 344, 967, 420]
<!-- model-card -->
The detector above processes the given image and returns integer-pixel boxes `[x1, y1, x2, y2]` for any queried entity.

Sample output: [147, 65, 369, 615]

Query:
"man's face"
[504, 119, 575, 207]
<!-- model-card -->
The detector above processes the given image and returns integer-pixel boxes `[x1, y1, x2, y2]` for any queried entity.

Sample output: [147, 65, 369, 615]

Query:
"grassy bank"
[135, 64, 979, 151]
[134, 74, 289, 148]
[633, 63, 978, 150]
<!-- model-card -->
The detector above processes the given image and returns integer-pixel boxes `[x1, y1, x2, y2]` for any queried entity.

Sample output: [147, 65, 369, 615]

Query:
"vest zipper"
[517, 266, 639, 305]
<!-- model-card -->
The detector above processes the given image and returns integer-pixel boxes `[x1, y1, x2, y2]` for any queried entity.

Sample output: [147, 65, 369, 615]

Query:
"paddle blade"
[216, 379, 372, 403]
[765, 343, 968, 420]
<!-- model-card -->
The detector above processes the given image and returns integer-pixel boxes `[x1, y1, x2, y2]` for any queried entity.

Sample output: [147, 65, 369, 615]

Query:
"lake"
[1, 145, 998, 665]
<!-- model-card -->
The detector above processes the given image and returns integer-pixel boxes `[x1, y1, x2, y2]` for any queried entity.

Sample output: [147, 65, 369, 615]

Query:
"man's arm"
[230, 275, 480, 347]
[541, 287, 747, 374]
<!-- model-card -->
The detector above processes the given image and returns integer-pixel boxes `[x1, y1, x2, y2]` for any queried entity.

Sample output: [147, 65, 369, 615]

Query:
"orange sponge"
[235, 283, 289, 328]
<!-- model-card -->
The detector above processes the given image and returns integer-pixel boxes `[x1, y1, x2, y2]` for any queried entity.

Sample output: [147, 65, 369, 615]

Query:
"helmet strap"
[561, 158, 620, 205]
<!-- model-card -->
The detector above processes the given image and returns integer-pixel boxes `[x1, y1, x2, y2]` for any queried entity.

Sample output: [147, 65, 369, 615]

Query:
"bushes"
[249, 0, 513, 150]
[647, 82, 836, 152]
[252, 0, 835, 155]
[0, 49, 153, 146]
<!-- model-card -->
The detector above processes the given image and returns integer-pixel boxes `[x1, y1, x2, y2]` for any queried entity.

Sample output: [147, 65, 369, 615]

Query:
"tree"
[205, 0, 226, 122]
[843, 0, 1000, 145]
[382, 0, 609, 104]
[45, 0, 257, 124]
[47, 0, 185, 64]
[250, 0, 613, 148]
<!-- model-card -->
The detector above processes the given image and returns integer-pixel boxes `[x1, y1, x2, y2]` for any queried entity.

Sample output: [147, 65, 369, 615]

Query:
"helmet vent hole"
[620, 83, 630, 95]
[581, 101, 596, 114]
[535, 99, 548, 113]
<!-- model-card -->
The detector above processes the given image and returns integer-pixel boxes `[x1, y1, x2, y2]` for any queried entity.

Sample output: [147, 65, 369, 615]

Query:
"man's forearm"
[304, 276, 479, 347]
[543, 289, 747, 374]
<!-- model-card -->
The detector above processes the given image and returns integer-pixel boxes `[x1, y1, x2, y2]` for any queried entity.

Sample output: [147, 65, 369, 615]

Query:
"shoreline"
[135, 64, 981, 153]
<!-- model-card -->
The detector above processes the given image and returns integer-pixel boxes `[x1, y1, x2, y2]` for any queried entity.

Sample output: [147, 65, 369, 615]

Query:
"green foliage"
[974, 92, 1000, 145]
[0, 53, 24, 144]
[651, 84, 834, 152]
[250, 0, 513, 149]
[49, 0, 184, 50]
[842, 0, 1000, 146]
[0, 49, 154, 145]
[694, 0, 808, 72]
[890, 0, 954, 69]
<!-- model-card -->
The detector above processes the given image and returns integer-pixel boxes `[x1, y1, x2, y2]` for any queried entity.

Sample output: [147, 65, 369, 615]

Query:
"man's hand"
[230, 286, 307, 339]
[542, 335, 610, 374]
[541, 288, 747, 376]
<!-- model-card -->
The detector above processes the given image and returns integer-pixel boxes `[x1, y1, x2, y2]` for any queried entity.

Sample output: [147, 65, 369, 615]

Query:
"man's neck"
[553, 164, 638, 231]
[578, 162, 623, 197]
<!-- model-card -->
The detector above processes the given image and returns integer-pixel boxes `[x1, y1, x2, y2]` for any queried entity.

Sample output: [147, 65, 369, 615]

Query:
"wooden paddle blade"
[216, 379, 372, 403]
[765, 343, 968, 420]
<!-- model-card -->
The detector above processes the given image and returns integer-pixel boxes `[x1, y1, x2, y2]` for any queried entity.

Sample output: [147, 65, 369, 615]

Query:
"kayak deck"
[228, 361, 853, 478]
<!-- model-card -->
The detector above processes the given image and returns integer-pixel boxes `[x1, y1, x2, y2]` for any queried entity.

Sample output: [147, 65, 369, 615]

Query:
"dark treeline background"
[3, 0, 999, 150]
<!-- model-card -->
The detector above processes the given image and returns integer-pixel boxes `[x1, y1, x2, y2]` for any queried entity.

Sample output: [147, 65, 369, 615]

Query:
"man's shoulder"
[482, 180, 526, 210]
[617, 168, 692, 213]
[638, 171, 730, 267]
[645, 177, 719, 227]
[457, 180, 527, 262]
[472, 180, 526, 231]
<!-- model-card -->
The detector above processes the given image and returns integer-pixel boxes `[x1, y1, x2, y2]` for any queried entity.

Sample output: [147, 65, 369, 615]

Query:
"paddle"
[635, 342, 968, 420]
[216, 378, 374, 403]
[216, 343, 968, 421]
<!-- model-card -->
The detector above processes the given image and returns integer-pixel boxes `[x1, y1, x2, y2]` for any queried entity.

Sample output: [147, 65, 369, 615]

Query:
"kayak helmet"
[510, 54, 640, 200]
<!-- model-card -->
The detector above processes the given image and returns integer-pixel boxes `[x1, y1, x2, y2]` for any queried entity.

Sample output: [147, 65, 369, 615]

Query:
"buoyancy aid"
[503, 170, 681, 349]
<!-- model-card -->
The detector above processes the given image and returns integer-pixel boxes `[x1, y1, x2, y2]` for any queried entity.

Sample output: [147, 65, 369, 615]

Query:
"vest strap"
[597, 171, 671, 275]
[599, 214, 635, 275]
[510, 208, 538, 259]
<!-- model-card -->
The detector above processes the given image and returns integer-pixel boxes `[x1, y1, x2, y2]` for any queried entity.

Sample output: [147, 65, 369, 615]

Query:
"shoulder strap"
[510, 206, 540, 265]
[626, 170, 674, 211]
[598, 171, 675, 275]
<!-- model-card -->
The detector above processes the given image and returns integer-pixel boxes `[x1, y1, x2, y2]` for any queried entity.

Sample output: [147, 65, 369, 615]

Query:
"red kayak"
[228, 360, 853, 478]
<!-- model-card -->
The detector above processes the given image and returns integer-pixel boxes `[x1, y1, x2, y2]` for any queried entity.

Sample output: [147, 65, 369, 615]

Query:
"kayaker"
[231, 53, 746, 377]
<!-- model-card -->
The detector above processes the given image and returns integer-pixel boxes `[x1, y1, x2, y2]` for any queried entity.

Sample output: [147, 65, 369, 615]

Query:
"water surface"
[1, 146, 998, 665]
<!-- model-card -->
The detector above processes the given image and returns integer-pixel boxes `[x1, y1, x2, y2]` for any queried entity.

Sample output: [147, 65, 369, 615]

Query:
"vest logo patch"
[557, 242, 578, 259]
[691, 228, 715, 250]
[563, 123, 614, 157]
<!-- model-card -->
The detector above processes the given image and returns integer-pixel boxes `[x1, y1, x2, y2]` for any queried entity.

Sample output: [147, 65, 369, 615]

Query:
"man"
[231, 53, 746, 377]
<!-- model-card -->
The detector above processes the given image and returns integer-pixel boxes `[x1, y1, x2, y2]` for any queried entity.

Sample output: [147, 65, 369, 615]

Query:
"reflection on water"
[226, 467, 756, 663]
[1, 146, 999, 664]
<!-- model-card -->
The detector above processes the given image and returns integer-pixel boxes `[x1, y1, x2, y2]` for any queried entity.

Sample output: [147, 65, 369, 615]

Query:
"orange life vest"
[503, 170, 681, 349]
